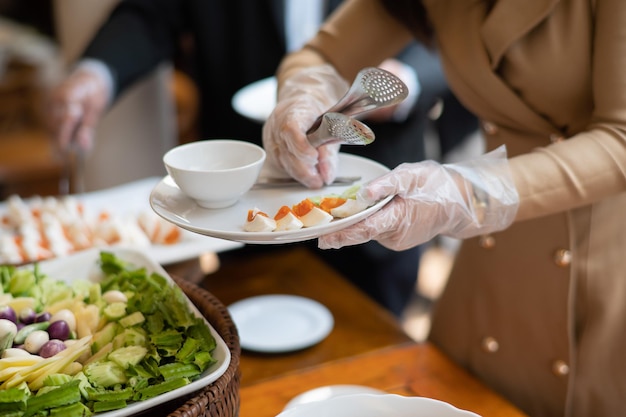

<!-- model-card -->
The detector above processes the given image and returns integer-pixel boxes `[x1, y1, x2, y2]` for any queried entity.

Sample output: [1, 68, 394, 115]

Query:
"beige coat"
[279, 0, 626, 415]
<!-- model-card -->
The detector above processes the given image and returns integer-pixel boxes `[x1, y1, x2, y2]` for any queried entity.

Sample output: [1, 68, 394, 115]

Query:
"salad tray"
[7, 248, 241, 417]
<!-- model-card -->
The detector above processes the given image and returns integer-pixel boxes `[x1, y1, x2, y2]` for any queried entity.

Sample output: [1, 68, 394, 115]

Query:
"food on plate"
[329, 198, 369, 218]
[243, 208, 277, 232]
[0, 194, 182, 264]
[0, 251, 218, 414]
[274, 206, 305, 231]
[137, 210, 181, 245]
[243, 184, 374, 232]
[292, 199, 333, 227]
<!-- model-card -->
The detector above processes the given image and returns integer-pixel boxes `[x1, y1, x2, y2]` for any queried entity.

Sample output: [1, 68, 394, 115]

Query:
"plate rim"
[283, 385, 386, 410]
[228, 294, 334, 353]
[149, 153, 392, 244]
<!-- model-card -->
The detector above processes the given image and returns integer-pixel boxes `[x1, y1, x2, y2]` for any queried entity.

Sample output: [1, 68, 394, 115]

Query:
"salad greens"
[0, 252, 217, 416]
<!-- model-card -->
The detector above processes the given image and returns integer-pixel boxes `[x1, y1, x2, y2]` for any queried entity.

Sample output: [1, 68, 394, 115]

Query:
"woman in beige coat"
[262, 0, 626, 416]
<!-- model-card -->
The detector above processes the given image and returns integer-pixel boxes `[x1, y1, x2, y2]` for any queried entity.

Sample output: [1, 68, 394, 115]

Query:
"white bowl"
[275, 393, 481, 417]
[163, 139, 266, 209]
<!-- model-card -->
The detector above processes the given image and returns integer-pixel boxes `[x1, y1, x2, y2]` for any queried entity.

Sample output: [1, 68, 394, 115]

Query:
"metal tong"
[306, 67, 409, 145]
[306, 112, 375, 148]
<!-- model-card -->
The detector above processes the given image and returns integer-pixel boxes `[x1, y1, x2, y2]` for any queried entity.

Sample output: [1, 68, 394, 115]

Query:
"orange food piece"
[292, 199, 315, 217]
[319, 197, 347, 213]
[161, 226, 181, 245]
[274, 206, 294, 220]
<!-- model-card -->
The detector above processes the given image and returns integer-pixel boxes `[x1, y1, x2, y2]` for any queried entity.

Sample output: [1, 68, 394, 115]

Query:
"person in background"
[261, 0, 626, 415]
[48, 0, 477, 317]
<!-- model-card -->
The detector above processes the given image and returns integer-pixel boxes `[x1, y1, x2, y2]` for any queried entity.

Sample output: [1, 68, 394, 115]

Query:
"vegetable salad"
[0, 252, 217, 416]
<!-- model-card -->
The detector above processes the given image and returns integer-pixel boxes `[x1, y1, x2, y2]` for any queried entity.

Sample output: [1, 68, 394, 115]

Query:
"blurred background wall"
[0, 0, 176, 194]
[53, 0, 176, 191]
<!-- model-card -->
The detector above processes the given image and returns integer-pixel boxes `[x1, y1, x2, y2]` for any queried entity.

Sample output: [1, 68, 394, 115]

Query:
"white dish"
[284, 385, 386, 410]
[228, 295, 333, 353]
[276, 393, 481, 417]
[0, 177, 243, 265]
[30, 247, 232, 417]
[150, 153, 392, 244]
[231, 76, 277, 123]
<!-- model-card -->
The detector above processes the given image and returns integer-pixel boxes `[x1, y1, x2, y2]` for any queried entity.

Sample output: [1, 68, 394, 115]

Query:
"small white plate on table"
[149, 153, 392, 245]
[276, 393, 481, 417]
[231, 76, 277, 123]
[228, 294, 334, 353]
[284, 385, 386, 410]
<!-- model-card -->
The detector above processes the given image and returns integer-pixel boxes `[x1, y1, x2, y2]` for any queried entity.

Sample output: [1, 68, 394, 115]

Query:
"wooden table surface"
[166, 245, 529, 417]
[239, 343, 529, 417]
[166, 244, 414, 386]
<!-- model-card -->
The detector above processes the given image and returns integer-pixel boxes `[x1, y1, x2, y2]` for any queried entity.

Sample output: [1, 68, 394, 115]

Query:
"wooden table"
[166, 245, 528, 417]
[166, 244, 414, 386]
[239, 343, 529, 417]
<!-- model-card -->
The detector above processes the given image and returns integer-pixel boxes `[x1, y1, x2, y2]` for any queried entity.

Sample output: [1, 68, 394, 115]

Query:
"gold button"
[479, 234, 496, 249]
[552, 360, 570, 376]
[483, 121, 498, 135]
[481, 337, 500, 353]
[554, 249, 572, 267]
[550, 134, 565, 143]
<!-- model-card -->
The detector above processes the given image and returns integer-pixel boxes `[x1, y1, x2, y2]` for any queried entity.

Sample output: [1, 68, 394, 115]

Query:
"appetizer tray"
[0, 177, 243, 266]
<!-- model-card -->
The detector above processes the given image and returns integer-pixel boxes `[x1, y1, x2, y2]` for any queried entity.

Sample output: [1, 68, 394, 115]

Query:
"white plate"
[0, 177, 243, 265]
[149, 153, 392, 244]
[231, 76, 277, 123]
[29, 247, 232, 417]
[284, 385, 386, 410]
[228, 295, 334, 353]
[276, 393, 481, 417]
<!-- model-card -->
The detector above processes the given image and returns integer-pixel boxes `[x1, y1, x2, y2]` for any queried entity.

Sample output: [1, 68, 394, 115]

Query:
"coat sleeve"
[81, 0, 185, 98]
[510, 0, 626, 221]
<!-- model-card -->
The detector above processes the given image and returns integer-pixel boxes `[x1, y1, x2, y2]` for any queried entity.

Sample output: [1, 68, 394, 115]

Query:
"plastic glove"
[47, 62, 112, 152]
[319, 146, 520, 251]
[262, 64, 349, 189]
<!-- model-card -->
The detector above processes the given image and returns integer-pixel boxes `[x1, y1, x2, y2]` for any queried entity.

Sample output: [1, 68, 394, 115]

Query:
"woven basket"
[147, 277, 241, 417]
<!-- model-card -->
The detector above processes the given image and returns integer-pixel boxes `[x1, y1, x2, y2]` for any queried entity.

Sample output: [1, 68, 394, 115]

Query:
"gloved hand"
[319, 146, 520, 251]
[262, 64, 349, 189]
[47, 63, 112, 152]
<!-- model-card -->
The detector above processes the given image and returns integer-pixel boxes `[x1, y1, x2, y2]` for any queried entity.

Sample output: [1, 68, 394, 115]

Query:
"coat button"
[553, 249, 572, 267]
[550, 134, 565, 143]
[552, 360, 570, 377]
[479, 234, 496, 249]
[481, 337, 500, 353]
[482, 121, 498, 135]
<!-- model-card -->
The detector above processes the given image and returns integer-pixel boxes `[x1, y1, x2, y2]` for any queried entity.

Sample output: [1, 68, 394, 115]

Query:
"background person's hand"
[262, 64, 349, 189]
[47, 65, 111, 152]
[319, 146, 520, 251]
